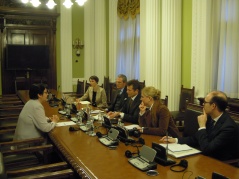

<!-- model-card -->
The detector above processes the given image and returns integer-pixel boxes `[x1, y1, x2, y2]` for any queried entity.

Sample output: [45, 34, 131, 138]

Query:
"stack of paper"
[167, 144, 193, 152]
[160, 143, 201, 158]
[56, 121, 76, 127]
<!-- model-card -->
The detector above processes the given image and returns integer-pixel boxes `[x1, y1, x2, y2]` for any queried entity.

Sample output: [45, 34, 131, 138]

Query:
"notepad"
[91, 110, 104, 114]
[167, 144, 193, 152]
[56, 121, 76, 127]
[160, 143, 201, 158]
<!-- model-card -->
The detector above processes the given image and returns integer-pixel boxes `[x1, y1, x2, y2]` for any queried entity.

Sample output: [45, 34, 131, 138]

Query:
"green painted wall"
[72, 4, 85, 78]
[181, 0, 192, 88]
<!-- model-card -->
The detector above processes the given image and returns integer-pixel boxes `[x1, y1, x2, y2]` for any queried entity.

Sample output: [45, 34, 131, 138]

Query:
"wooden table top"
[17, 90, 239, 179]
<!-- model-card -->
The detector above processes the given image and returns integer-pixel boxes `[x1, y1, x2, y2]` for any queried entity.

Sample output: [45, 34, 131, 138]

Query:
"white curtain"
[210, 0, 239, 98]
[116, 14, 140, 80]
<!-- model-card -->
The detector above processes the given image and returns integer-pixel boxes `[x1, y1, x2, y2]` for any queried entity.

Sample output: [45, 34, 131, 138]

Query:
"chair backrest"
[179, 85, 195, 112]
[104, 76, 110, 103]
[109, 82, 117, 104]
[76, 79, 85, 95]
[161, 95, 168, 107]
[138, 80, 145, 91]
[15, 77, 29, 93]
[182, 103, 201, 137]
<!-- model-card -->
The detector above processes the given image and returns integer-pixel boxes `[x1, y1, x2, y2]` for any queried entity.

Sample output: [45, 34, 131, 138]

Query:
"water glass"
[85, 120, 91, 134]
[65, 104, 71, 116]
[89, 121, 96, 136]
[76, 113, 83, 126]
[98, 112, 103, 124]
[117, 118, 124, 127]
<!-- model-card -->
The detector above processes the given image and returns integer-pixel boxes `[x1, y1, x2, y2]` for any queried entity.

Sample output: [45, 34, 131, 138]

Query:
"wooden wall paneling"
[0, 6, 59, 94]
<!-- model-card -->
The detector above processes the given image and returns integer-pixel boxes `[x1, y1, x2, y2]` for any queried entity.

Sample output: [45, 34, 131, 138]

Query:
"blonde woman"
[138, 86, 180, 137]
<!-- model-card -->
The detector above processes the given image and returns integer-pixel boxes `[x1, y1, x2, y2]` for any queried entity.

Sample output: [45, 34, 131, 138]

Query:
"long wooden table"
[17, 90, 239, 179]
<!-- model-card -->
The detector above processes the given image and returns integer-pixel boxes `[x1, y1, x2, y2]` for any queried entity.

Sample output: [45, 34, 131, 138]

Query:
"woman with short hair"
[78, 75, 108, 108]
[14, 83, 59, 141]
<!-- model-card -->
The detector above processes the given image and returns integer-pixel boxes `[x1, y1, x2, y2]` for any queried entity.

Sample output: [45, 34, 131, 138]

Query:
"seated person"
[78, 75, 108, 108]
[137, 86, 181, 138]
[161, 91, 239, 161]
[108, 79, 141, 124]
[14, 83, 59, 141]
[107, 74, 128, 112]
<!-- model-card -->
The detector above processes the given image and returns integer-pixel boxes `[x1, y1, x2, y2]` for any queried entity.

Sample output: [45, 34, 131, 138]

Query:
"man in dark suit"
[107, 74, 128, 112]
[161, 91, 239, 161]
[108, 79, 141, 124]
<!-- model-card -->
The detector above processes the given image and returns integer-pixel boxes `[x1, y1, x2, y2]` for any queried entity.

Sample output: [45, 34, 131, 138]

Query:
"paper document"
[166, 144, 193, 152]
[160, 143, 201, 158]
[56, 121, 76, 127]
[91, 110, 104, 114]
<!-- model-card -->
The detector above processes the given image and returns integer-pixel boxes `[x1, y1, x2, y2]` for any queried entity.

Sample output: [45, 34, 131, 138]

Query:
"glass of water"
[88, 119, 96, 136]
[97, 112, 103, 124]
[85, 120, 91, 135]
[76, 112, 83, 126]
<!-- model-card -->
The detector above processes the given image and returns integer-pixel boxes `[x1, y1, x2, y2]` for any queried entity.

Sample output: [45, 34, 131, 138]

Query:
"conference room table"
[17, 90, 239, 179]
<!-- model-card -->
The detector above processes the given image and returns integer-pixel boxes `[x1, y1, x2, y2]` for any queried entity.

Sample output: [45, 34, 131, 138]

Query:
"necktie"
[129, 98, 133, 109]
[207, 118, 215, 134]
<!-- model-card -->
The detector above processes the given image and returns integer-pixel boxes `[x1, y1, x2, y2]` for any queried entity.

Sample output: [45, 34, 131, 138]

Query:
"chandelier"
[21, 0, 88, 9]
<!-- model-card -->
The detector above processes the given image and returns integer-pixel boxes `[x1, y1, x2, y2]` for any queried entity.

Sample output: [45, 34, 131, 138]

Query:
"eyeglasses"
[203, 100, 212, 104]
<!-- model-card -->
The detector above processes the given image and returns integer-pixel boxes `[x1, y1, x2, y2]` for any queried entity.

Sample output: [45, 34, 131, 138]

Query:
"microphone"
[166, 131, 169, 157]
[152, 132, 176, 166]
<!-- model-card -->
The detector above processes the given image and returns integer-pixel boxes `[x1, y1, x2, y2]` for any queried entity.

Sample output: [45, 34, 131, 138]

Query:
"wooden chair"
[171, 85, 195, 131]
[0, 138, 52, 170]
[0, 94, 23, 107]
[223, 113, 239, 168]
[63, 79, 85, 99]
[0, 138, 74, 178]
[109, 82, 117, 105]
[15, 77, 29, 93]
[138, 80, 145, 90]
[0, 107, 22, 118]
[76, 79, 85, 95]
[161, 95, 168, 107]
[104, 76, 110, 104]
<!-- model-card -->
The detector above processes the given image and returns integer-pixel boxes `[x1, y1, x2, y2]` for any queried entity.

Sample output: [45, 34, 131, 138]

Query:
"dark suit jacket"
[108, 87, 128, 112]
[178, 112, 238, 160]
[121, 94, 141, 124]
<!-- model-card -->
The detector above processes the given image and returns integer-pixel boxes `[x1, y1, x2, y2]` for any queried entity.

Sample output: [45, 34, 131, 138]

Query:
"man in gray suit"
[107, 74, 128, 112]
[14, 83, 59, 141]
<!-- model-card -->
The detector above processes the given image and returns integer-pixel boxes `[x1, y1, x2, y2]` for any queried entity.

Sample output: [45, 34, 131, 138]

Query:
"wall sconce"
[72, 38, 84, 57]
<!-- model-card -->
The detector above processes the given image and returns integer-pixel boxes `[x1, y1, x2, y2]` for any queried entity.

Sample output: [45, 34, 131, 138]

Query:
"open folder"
[160, 143, 201, 158]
